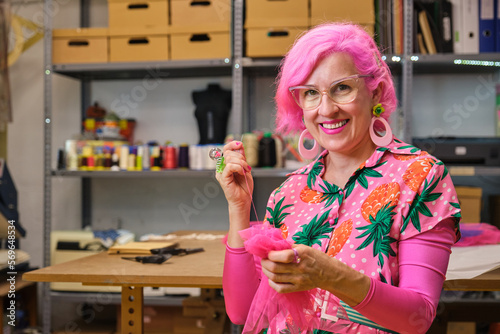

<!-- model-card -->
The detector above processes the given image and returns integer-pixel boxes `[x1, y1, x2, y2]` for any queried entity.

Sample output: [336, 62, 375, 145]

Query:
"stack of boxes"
[108, 0, 169, 62]
[245, 0, 309, 58]
[52, 0, 231, 63]
[170, 0, 231, 60]
[245, 0, 376, 57]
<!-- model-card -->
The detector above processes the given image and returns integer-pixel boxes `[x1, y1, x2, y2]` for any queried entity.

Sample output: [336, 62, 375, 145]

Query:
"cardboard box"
[109, 27, 169, 62]
[117, 306, 204, 334]
[447, 322, 476, 334]
[170, 0, 231, 30]
[455, 186, 483, 223]
[245, 0, 309, 28]
[108, 0, 168, 28]
[52, 28, 108, 64]
[245, 27, 307, 58]
[170, 26, 230, 60]
[310, 0, 375, 26]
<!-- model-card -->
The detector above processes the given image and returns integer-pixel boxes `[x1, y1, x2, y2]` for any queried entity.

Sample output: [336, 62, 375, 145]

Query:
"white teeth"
[322, 120, 348, 129]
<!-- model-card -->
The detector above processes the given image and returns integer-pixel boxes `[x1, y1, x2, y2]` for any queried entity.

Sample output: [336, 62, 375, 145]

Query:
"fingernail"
[236, 142, 241, 146]
[247, 166, 252, 172]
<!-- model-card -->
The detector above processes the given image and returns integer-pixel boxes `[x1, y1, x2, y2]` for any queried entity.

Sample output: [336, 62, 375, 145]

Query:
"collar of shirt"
[287, 137, 422, 185]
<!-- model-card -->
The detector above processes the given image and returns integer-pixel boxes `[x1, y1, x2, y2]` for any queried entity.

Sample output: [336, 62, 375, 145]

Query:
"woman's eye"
[332, 83, 353, 94]
[304, 89, 319, 97]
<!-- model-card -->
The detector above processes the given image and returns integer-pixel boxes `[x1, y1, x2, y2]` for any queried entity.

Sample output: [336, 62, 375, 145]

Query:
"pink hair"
[274, 22, 398, 135]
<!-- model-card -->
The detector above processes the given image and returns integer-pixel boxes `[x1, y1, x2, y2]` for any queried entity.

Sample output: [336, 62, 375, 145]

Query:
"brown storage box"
[246, 27, 307, 57]
[245, 0, 309, 28]
[117, 306, 204, 334]
[455, 186, 483, 223]
[52, 28, 108, 64]
[108, 0, 168, 28]
[170, 26, 230, 60]
[170, 0, 231, 30]
[109, 27, 169, 62]
[310, 0, 375, 26]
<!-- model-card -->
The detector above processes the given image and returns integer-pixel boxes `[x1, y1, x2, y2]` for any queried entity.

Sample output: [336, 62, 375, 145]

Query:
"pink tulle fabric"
[238, 224, 322, 334]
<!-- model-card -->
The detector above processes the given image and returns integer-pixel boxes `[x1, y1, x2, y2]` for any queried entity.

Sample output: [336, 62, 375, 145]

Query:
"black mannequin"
[192, 84, 232, 144]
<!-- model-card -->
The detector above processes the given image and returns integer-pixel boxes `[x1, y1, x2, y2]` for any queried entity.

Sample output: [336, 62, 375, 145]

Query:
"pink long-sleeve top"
[223, 138, 461, 333]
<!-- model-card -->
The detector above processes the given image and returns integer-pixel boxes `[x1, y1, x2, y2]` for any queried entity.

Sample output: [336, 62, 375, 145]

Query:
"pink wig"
[275, 22, 398, 135]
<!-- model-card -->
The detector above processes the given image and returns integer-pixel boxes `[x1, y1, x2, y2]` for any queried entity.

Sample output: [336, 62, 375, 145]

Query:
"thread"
[119, 145, 129, 170]
[189, 145, 204, 170]
[178, 144, 190, 169]
[274, 135, 283, 168]
[242, 133, 259, 167]
[164, 145, 177, 169]
[258, 132, 276, 168]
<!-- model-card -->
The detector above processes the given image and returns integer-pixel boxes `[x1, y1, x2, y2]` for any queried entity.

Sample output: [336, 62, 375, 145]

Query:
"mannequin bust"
[192, 84, 232, 144]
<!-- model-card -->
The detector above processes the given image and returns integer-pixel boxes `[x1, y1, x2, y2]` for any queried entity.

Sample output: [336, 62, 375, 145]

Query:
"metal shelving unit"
[41, 0, 500, 332]
[51, 167, 296, 178]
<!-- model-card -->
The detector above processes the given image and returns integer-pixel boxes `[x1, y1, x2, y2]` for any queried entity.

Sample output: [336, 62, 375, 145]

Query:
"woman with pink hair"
[215, 23, 461, 333]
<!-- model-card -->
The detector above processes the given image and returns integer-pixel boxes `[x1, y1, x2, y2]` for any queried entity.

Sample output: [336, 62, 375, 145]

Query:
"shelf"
[51, 168, 294, 178]
[51, 53, 500, 81]
[448, 166, 500, 177]
[50, 291, 185, 306]
[410, 53, 500, 74]
[52, 58, 233, 80]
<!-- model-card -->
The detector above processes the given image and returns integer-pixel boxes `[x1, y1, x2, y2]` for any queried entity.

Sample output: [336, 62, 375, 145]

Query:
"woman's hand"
[261, 244, 370, 306]
[215, 141, 254, 248]
[261, 244, 333, 293]
[215, 141, 254, 209]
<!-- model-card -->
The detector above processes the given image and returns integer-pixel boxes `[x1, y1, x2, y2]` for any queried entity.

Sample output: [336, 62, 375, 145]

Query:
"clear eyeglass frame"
[288, 74, 374, 111]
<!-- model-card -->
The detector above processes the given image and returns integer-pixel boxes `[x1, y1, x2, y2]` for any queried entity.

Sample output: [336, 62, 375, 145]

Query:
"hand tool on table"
[150, 246, 205, 256]
[121, 254, 171, 264]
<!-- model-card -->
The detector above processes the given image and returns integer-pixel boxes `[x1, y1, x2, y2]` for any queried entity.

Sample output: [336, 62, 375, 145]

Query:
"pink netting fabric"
[238, 224, 322, 334]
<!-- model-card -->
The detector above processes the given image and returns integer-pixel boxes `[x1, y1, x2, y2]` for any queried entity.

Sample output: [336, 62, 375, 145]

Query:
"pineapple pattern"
[260, 137, 461, 333]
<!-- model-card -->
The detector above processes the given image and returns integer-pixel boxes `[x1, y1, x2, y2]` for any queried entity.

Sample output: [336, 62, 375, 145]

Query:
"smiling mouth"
[321, 120, 348, 129]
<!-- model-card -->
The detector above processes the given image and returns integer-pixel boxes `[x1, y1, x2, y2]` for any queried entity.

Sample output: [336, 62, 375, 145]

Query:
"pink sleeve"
[353, 219, 456, 334]
[223, 245, 261, 324]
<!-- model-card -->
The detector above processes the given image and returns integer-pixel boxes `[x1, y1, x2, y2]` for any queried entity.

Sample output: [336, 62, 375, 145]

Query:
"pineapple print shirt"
[263, 137, 461, 332]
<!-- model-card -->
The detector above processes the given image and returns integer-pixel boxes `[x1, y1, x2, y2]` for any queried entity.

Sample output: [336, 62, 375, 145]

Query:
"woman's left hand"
[261, 244, 335, 293]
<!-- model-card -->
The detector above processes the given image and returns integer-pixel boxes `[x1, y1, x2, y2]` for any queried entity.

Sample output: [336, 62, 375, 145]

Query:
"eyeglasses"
[288, 74, 374, 111]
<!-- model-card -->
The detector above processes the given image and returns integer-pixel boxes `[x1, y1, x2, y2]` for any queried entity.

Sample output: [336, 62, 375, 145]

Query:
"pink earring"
[369, 103, 393, 147]
[298, 129, 320, 160]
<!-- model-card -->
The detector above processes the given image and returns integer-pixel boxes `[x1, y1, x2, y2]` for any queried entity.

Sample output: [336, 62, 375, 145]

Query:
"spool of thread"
[127, 146, 137, 171]
[57, 149, 66, 170]
[82, 146, 95, 171]
[119, 145, 129, 171]
[150, 146, 162, 171]
[142, 145, 150, 170]
[274, 136, 283, 168]
[189, 145, 204, 170]
[242, 133, 259, 167]
[65, 140, 78, 171]
[178, 144, 190, 169]
[136, 146, 143, 171]
[164, 146, 177, 169]
[95, 147, 105, 170]
[111, 152, 120, 171]
[259, 132, 276, 168]
[104, 151, 112, 169]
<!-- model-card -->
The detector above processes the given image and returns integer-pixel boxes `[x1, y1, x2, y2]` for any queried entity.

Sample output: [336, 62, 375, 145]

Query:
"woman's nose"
[317, 93, 339, 116]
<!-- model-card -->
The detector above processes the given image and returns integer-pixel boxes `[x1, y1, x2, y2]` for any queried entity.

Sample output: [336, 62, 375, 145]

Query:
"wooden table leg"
[121, 285, 144, 334]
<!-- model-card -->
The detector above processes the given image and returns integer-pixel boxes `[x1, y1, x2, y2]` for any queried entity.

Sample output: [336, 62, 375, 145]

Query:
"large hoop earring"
[298, 129, 319, 160]
[369, 116, 393, 147]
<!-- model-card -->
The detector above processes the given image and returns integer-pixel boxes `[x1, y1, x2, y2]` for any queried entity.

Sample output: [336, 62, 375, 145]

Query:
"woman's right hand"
[215, 141, 254, 247]
[215, 141, 254, 211]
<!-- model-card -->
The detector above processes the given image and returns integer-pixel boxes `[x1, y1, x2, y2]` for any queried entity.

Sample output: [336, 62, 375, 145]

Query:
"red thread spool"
[164, 146, 177, 169]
